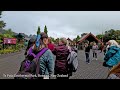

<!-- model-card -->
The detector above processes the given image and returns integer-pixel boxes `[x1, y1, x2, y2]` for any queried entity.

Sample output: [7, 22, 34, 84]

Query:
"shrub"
[0, 43, 24, 54]
[0, 48, 20, 54]
[116, 40, 120, 44]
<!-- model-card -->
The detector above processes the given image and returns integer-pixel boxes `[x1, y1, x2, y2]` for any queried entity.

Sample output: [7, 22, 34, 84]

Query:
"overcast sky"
[1, 11, 120, 40]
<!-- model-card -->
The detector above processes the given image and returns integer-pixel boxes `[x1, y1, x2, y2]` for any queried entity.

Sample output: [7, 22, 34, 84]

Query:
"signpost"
[3, 38, 17, 50]
[3, 38, 17, 44]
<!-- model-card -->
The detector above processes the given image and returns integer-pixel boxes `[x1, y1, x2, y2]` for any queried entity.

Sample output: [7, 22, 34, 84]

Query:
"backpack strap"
[36, 48, 48, 59]
[27, 46, 37, 58]
[35, 48, 48, 76]
[27, 47, 48, 76]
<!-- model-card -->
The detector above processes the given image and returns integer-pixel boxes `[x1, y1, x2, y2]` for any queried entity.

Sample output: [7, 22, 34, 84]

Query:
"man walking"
[84, 43, 91, 64]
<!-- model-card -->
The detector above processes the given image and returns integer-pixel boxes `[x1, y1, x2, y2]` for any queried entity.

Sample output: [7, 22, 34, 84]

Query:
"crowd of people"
[15, 31, 120, 79]
[15, 32, 78, 79]
[84, 40, 120, 79]
[103, 40, 120, 79]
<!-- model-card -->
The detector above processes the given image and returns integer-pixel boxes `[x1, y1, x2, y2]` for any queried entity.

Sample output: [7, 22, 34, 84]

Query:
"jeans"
[85, 52, 90, 63]
[93, 53, 97, 58]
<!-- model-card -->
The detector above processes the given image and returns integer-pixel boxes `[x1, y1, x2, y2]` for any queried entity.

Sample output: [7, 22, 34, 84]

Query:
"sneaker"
[86, 62, 90, 64]
[88, 62, 90, 64]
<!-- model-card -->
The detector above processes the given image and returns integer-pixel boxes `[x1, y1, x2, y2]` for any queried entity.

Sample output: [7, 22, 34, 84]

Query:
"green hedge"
[116, 40, 120, 44]
[0, 44, 25, 54]
[0, 49, 20, 54]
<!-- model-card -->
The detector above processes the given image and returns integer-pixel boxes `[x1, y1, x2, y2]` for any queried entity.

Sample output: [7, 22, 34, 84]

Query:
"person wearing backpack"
[52, 38, 70, 79]
[67, 47, 78, 77]
[24, 36, 36, 57]
[15, 32, 54, 79]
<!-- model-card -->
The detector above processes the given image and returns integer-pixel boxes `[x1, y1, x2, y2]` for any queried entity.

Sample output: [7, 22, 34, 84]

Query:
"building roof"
[78, 32, 103, 44]
[67, 38, 72, 42]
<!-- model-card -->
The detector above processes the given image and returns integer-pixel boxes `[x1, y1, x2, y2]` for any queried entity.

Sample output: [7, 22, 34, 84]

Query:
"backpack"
[67, 51, 78, 73]
[14, 47, 48, 79]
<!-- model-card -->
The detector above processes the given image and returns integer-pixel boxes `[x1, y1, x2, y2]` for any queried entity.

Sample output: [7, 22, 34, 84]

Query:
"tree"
[37, 26, 41, 35]
[44, 25, 48, 35]
[0, 33, 3, 43]
[114, 30, 120, 40]
[16, 33, 25, 43]
[76, 35, 80, 42]
[0, 21, 6, 29]
[98, 29, 120, 42]
[104, 29, 116, 42]
[96, 34, 104, 40]
[2, 29, 14, 38]
[81, 33, 88, 37]
[0, 11, 6, 29]
[0, 11, 2, 18]
[73, 38, 77, 42]
[50, 37, 55, 42]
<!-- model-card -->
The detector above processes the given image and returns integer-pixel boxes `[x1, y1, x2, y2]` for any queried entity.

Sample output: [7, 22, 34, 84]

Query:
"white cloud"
[2, 11, 120, 40]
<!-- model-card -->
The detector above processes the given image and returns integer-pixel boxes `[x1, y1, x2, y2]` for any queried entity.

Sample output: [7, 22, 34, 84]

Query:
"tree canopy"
[96, 29, 120, 43]
[44, 25, 48, 35]
[37, 26, 41, 35]
[0, 11, 6, 29]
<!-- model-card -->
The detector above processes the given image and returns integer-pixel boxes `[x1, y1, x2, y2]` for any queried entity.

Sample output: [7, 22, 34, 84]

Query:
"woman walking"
[92, 42, 98, 60]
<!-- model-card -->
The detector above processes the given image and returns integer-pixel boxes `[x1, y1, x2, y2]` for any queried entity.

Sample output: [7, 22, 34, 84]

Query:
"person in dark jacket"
[52, 38, 70, 79]
[84, 43, 91, 64]
[24, 36, 36, 57]
[100, 43, 104, 53]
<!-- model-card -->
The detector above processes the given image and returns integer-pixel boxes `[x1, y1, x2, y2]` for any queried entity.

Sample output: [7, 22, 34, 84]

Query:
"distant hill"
[0, 28, 29, 38]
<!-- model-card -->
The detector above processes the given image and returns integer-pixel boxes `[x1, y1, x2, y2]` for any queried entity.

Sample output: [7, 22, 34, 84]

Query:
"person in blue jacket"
[103, 40, 120, 68]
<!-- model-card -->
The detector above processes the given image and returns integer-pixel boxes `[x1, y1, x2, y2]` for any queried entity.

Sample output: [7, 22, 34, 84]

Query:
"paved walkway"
[70, 50, 108, 79]
[0, 50, 24, 79]
[0, 50, 109, 79]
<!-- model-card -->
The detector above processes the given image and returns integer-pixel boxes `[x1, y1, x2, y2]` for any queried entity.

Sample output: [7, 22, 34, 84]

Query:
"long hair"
[48, 37, 52, 44]
[59, 37, 67, 45]
[33, 32, 48, 52]
[24, 38, 35, 55]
